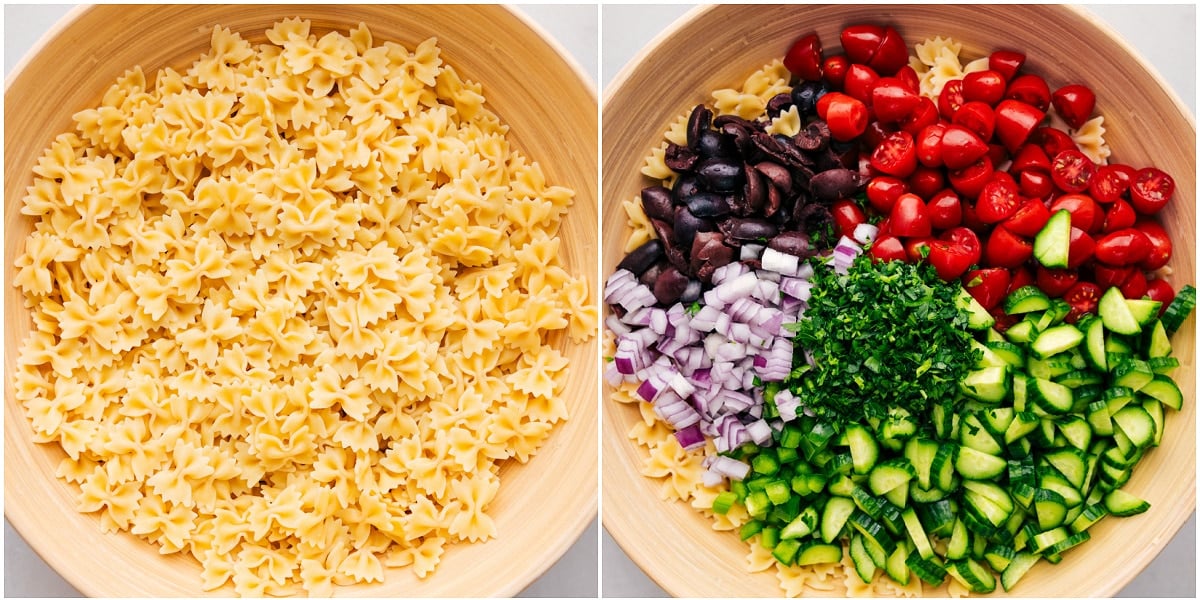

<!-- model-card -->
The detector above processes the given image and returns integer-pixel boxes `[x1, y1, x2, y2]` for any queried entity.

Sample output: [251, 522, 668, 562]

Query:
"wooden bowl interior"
[4, 5, 598, 597]
[602, 4, 1195, 597]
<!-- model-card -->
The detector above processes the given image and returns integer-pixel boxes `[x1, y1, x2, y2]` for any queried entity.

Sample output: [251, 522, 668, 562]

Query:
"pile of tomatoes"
[784, 24, 1178, 326]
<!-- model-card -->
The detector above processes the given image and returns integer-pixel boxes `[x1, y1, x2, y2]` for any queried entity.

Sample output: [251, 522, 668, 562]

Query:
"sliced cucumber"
[1160, 284, 1196, 334]
[1099, 286, 1141, 335]
[1005, 285, 1052, 315]
[1000, 552, 1041, 591]
[960, 366, 1011, 403]
[1139, 374, 1184, 410]
[956, 288, 997, 330]
[1033, 209, 1071, 268]
[1125, 298, 1163, 327]
[796, 541, 844, 566]
[820, 496, 856, 543]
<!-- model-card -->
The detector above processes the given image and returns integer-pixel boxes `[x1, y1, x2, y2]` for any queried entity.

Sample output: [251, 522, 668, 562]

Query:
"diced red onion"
[715, 272, 759, 304]
[774, 388, 801, 422]
[832, 236, 863, 275]
[710, 455, 750, 481]
[689, 305, 721, 332]
[674, 423, 706, 450]
[761, 247, 800, 277]
[740, 243, 765, 262]
[606, 313, 633, 337]
[701, 469, 725, 488]
[853, 222, 880, 246]
[779, 277, 813, 302]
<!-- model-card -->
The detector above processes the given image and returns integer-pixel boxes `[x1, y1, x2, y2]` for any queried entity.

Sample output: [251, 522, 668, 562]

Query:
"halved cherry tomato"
[898, 96, 939, 135]
[953, 101, 996, 141]
[1050, 149, 1096, 194]
[961, 200, 988, 231]
[843, 64, 880, 104]
[1129, 167, 1174, 215]
[868, 234, 908, 262]
[938, 79, 966, 120]
[1018, 170, 1054, 200]
[869, 26, 910, 75]
[817, 92, 869, 141]
[872, 77, 921, 123]
[1102, 199, 1137, 234]
[1049, 193, 1101, 234]
[927, 189, 963, 230]
[889, 193, 932, 238]
[1088, 163, 1133, 204]
[976, 175, 1021, 224]
[1036, 266, 1078, 298]
[784, 33, 824, 81]
[1092, 263, 1134, 291]
[904, 236, 934, 262]
[994, 99, 1044, 152]
[896, 65, 921, 93]
[986, 143, 1009, 168]
[916, 123, 947, 167]
[927, 227, 982, 281]
[1005, 74, 1051, 111]
[1067, 227, 1095, 269]
[831, 199, 868, 240]
[1063, 281, 1102, 322]
[1133, 219, 1172, 271]
[907, 165, 944, 199]
[1004, 198, 1052, 237]
[1034, 127, 1078, 158]
[963, 267, 1012, 310]
[840, 24, 884, 65]
[1009, 265, 1035, 294]
[822, 55, 850, 89]
[1094, 228, 1152, 266]
[1119, 270, 1149, 300]
[962, 70, 1007, 106]
[1145, 279, 1176, 312]
[948, 156, 993, 199]
[1010, 143, 1051, 174]
[871, 131, 917, 177]
[863, 120, 896, 150]
[940, 125, 988, 170]
[985, 225, 1033, 269]
[1051, 84, 1096, 129]
[988, 50, 1025, 81]
[866, 176, 909, 213]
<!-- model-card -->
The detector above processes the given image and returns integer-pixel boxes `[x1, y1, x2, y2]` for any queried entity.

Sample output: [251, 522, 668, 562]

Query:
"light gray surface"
[2, 4, 598, 598]
[600, 3, 1196, 598]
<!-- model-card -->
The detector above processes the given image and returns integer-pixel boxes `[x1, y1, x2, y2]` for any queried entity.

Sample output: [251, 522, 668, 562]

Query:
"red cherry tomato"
[916, 123, 947, 167]
[985, 226, 1034, 269]
[840, 24, 885, 65]
[866, 176, 909, 213]
[938, 79, 966, 120]
[871, 77, 921, 123]
[940, 125, 989, 170]
[1133, 219, 1172, 271]
[869, 26, 909, 75]
[963, 267, 1012, 310]
[1051, 84, 1097, 129]
[1129, 167, 1175, 215]
[962, 70, 1007, 106]
[1063, 281, 1102, 322]
[831, 199, 868, 240]
[927, 189, 963, 230]
[784, 33, 824, 81]
[988, 50, 1025, 81]
[907, 165, 945, 199]
[868, 234, 908, 262]
[1034, 127, 1078, 158]
[1092, 263, 1134, 291]
[1094, 228, 1152, 266]
[1101, 199, 1137, 234]
[948, 156, 994, 199]
[898, 97, 939, 136]
[1145, 279, 1176, 311]
[1009, 266, 1036, 294]
[895, 65, 921, 93]
[1050, 149, 1096, 194]
[822, 55, 850, 89]
[1119, 270, 1149, 300]
[1049, 193, 1101, 234]
[904, 236, 935, 262]
[1037, 267, 1079, 298]
[1010, 143, 1051, 174]
[976, 176, 1022, 224]
[994, 99, 1044, 152]
[871, 131, 918, 178]
[843, 63, 880, 104]
[953, 101, 996, 141]
[889, 193, 932, 238]
[1018, 170, 1055, 200]
[1088, 164, 1133, 204]
[1067, 227, 1095, 269]
[927, 227, 982, 281]
[817, 92, 869, 142]
[1004, 198, 1052, 237]
[1005, 74, 1051, 112]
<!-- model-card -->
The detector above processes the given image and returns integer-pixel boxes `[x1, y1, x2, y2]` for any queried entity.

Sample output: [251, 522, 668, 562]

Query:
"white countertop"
[599, 4, 1195, 597]
[2, 4, 597, 598]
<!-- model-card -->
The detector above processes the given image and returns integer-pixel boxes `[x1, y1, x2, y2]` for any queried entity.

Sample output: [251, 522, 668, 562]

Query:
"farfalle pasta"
[12, 19, 595, 597]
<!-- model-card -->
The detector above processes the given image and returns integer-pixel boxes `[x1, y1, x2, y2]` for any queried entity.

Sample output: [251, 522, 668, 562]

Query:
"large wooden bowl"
[602, 5, 1195, 597]
[4, 5, 598, 597]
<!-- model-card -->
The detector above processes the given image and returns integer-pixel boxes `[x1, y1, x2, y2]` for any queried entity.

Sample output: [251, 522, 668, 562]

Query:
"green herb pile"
[787, 257, 980, 429]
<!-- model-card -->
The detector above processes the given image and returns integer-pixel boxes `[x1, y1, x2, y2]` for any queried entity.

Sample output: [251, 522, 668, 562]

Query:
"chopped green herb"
[687, 301, 703, 316]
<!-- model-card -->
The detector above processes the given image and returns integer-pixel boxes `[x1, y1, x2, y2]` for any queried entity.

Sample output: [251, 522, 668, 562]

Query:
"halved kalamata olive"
[797, 203, 835, 237]
[652, 265, 691, 305]
[768, 231, 816, 258]
[725, 217, 779, 241]
[830, 139, 859, 169]
[753, 161, 793, 193]
[794, 121, 831, 152]
[665, 143, 699, 172]
[766, 93, 794, 119]
[684, 192, 730, 217]
[809, 168, 863, 203]
[673, 206, 713, 251]
[789, 189, 813, 224]
[616, 239, 664, 276]
[691, 232, 733, 283]
[686, 104, 712, 150]
[765, 183, 782, 218]
[673, 175, 701, 204]
[749, 132, 789, 166]
[743, 166, 767, 215]
[697, 129, 736, 158]
[696, 159, 743, 193]
[680, 279, 702, 303]
[640, 186, 674, 221]
[638, 261, 665, 287]
[791, 80, 827, 116]
[651, 218, 676, 251]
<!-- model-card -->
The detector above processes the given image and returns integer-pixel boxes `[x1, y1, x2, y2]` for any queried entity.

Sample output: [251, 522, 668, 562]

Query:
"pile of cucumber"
[710, 283, 1194, 593]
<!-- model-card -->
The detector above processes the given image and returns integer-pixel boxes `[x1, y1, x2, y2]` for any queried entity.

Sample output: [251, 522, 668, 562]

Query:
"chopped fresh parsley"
[786, 256, 980, 430]
[686, 301, 703, 316]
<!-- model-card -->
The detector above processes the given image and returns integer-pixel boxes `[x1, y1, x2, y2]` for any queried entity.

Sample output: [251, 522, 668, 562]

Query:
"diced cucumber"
[849, 534, 877, 583]
[772, 538, 802, 566]
[780, 506, 819, 540]
[849, 511, 896, 555]
[868, 458, 917, 496]
[1112, 405, 1155, 449]
[904, 437, 940, 490]
[1005, 285, 1052, 315]
[1043, 448, 1088, 489]
[1143, 399, 1165, 446]
[1080, 315, 1107, 371]
[1139, 374, 1184, 410]
[1055, 416, 1092, 451]
[960, 366, 1011, 403]
[1033, 209, 1072, 268]
[1125, 298, 1163, 327]
[1111, 359, 1154, 392]
[906, 552, 947, 586]
[820, 496, 856, 543]
[1160, 284, 1196, 334]
[956, 288, 997, 330]
[986, 341, 1026, 368]
[796, 541, 843, 566]
[961, 413, 1004, 456]
[1053, 369, 1103, 389]
[1005, 319, 1038, 344]
[1000, 551, 1041, 591]
[1099, 286, 1141, 335]
[1034, 488, 1069, 529]
[932, 443, 959, 492]
[956, 445, 1007, 480]
[981, 407, 1015, 438]
[1069, 503, 1109, 533]
[1030, 526, 1070, 554]
[1043, 530, 1090, 556]
[951, 557, 997, 593]
[1004, 410, 1040, 444]
[1148, 356, 1180, 375]
[846, 424, 879, 475]
[1030, 324, 1083, 359]
[885, 542, 911, 586]
[946, 518, 969, 560]
[908, 482, 947, 503]
[1144, 320, 1173, 359]
[984, 545, 1016, 573]
[1030, 377, 1074, 415]
[902, 507, 935, 559]
[918, 498, 958, 537]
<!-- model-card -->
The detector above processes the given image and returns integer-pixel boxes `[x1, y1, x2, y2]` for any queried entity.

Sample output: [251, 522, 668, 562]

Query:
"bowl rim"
[600, 3, 1196, 597]
[4, 4, 599, 597]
